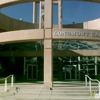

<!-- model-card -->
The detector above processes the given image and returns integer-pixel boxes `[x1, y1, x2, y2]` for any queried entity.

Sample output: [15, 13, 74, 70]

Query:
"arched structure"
[0, 0, 100, 87]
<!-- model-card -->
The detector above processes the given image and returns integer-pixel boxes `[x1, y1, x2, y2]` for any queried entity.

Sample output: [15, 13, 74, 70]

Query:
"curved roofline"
[63, 17, 100, 24]
[1, 12, 100, 31]
[0, 0, 100, 8]
[0, 29, 44, 44]
[0, 13, 35, 31]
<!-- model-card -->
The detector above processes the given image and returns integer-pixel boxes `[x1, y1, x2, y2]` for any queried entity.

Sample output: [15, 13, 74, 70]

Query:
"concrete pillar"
[39, 1, 42, 29]
[33, 2, 37, 28]
[44, 29, 53, 87]
[58, 0, 62, 28]
[44, 0, 53, 87]
[39, 1, 44, 29]
[44, 37, 53, 87]
[44, 0, 53, 28]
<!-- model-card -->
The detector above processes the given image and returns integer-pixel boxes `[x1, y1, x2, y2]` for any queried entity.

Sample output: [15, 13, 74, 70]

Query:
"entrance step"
[0, 81, 99, 100]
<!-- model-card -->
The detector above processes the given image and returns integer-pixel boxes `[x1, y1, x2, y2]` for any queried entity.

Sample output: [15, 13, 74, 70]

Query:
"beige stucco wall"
[0, 13, 34, 31]
[83, 18, 100, 30]
[0, 0, 100, 46]
[0, 29, 44, 44]
[1, 13, 100, 31]
[0, 0, 100, 88]
[63, 18, 100, 30]
[0, 0, 100, 31]
[53, 28, 100, 41]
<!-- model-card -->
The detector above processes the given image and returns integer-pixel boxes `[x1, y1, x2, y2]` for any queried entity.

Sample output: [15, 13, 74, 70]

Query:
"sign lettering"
[53, 31, 100, 38]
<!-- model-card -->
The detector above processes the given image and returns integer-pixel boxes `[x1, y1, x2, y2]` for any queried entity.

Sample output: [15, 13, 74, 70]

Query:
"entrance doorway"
[65, 65, 77, 80]
[27, 64, 38, 80]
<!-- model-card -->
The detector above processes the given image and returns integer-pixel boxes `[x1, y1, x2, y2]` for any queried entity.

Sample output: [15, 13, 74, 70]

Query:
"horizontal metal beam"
[0, 50, 100, 57]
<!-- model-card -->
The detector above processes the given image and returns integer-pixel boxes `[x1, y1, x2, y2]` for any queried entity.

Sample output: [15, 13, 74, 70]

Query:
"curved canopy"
[53, 41, 100, 50]
[0, 0, 100, 8]
[0, 41, 100, 51]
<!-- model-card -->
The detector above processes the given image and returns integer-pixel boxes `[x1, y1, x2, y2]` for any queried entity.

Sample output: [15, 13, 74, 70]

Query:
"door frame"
[27, 64, 38, 80]
[65, 65, 77, 80]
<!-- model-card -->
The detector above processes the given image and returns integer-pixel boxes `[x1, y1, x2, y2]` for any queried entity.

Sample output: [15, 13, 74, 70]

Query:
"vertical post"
[85, 75, 87, 87]
[58, 0, 62, 28]
[44, 39, 53, 87]
[78, 43, 80, 80]
[5, 79, 7, 92]
[44, 0, 53, 28]
[78, 56, 80, 80]
[95, 56, 97, 75]
[44, 0, 53, 88]
[11, 75, 13, 87]
[89, 80, 91, 94]
[33, 2, 37, 28]
[39, 1, 42, 29]
[39, 1, 44, 29]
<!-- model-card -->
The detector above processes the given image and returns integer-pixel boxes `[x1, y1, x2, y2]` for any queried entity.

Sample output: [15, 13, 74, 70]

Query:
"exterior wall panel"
[0, 29, 44, 44]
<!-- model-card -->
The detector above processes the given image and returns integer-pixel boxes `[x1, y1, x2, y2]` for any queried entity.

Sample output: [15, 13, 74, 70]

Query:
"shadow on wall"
[0, 13, 34, 32]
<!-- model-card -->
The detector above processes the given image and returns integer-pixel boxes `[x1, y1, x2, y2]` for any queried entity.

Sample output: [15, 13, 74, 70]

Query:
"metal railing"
[85, 75, 100, 95]
[0, 75, 14, 92]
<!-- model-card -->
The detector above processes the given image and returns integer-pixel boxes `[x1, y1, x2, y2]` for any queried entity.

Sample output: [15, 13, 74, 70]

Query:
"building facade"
[0, 0, 100, 87]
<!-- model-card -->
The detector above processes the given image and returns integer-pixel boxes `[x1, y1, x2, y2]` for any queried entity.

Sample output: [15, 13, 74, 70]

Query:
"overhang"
[0, 29, 44, 44]
[0, 0, 100, 8]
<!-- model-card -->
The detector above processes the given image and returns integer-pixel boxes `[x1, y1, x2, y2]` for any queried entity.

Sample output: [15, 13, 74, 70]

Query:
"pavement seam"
[49, 88, 53, 100]
[34, 86, 44, 100]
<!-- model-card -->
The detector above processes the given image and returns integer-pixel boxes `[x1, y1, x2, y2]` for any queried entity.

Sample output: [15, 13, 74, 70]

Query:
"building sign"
[53, 31, 100, 38]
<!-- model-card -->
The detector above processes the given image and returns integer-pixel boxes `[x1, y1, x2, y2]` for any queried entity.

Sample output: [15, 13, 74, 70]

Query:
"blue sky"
[1, 1, 100, 24]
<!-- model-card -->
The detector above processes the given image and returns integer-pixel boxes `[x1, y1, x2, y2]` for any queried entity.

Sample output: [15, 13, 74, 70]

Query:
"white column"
[95, 56, 97, 75]
[39, 1, 44, 29]
[78, 56, 81, 80]
[58, 0, 62, 28]
[33, 2, 37, 28]
[89, 80, 92, 94]
[85, 75, 87, 87]
[11, 75, 13, 87]
[5, 79, 7, 92]
[39, 1, 42, 29]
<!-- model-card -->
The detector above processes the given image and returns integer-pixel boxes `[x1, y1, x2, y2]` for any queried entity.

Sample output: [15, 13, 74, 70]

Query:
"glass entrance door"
[62, 56, 97, 81]
[80, 56, 96, 79]
[65, 65, 77, 80]
[27, 64, 38, 80]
